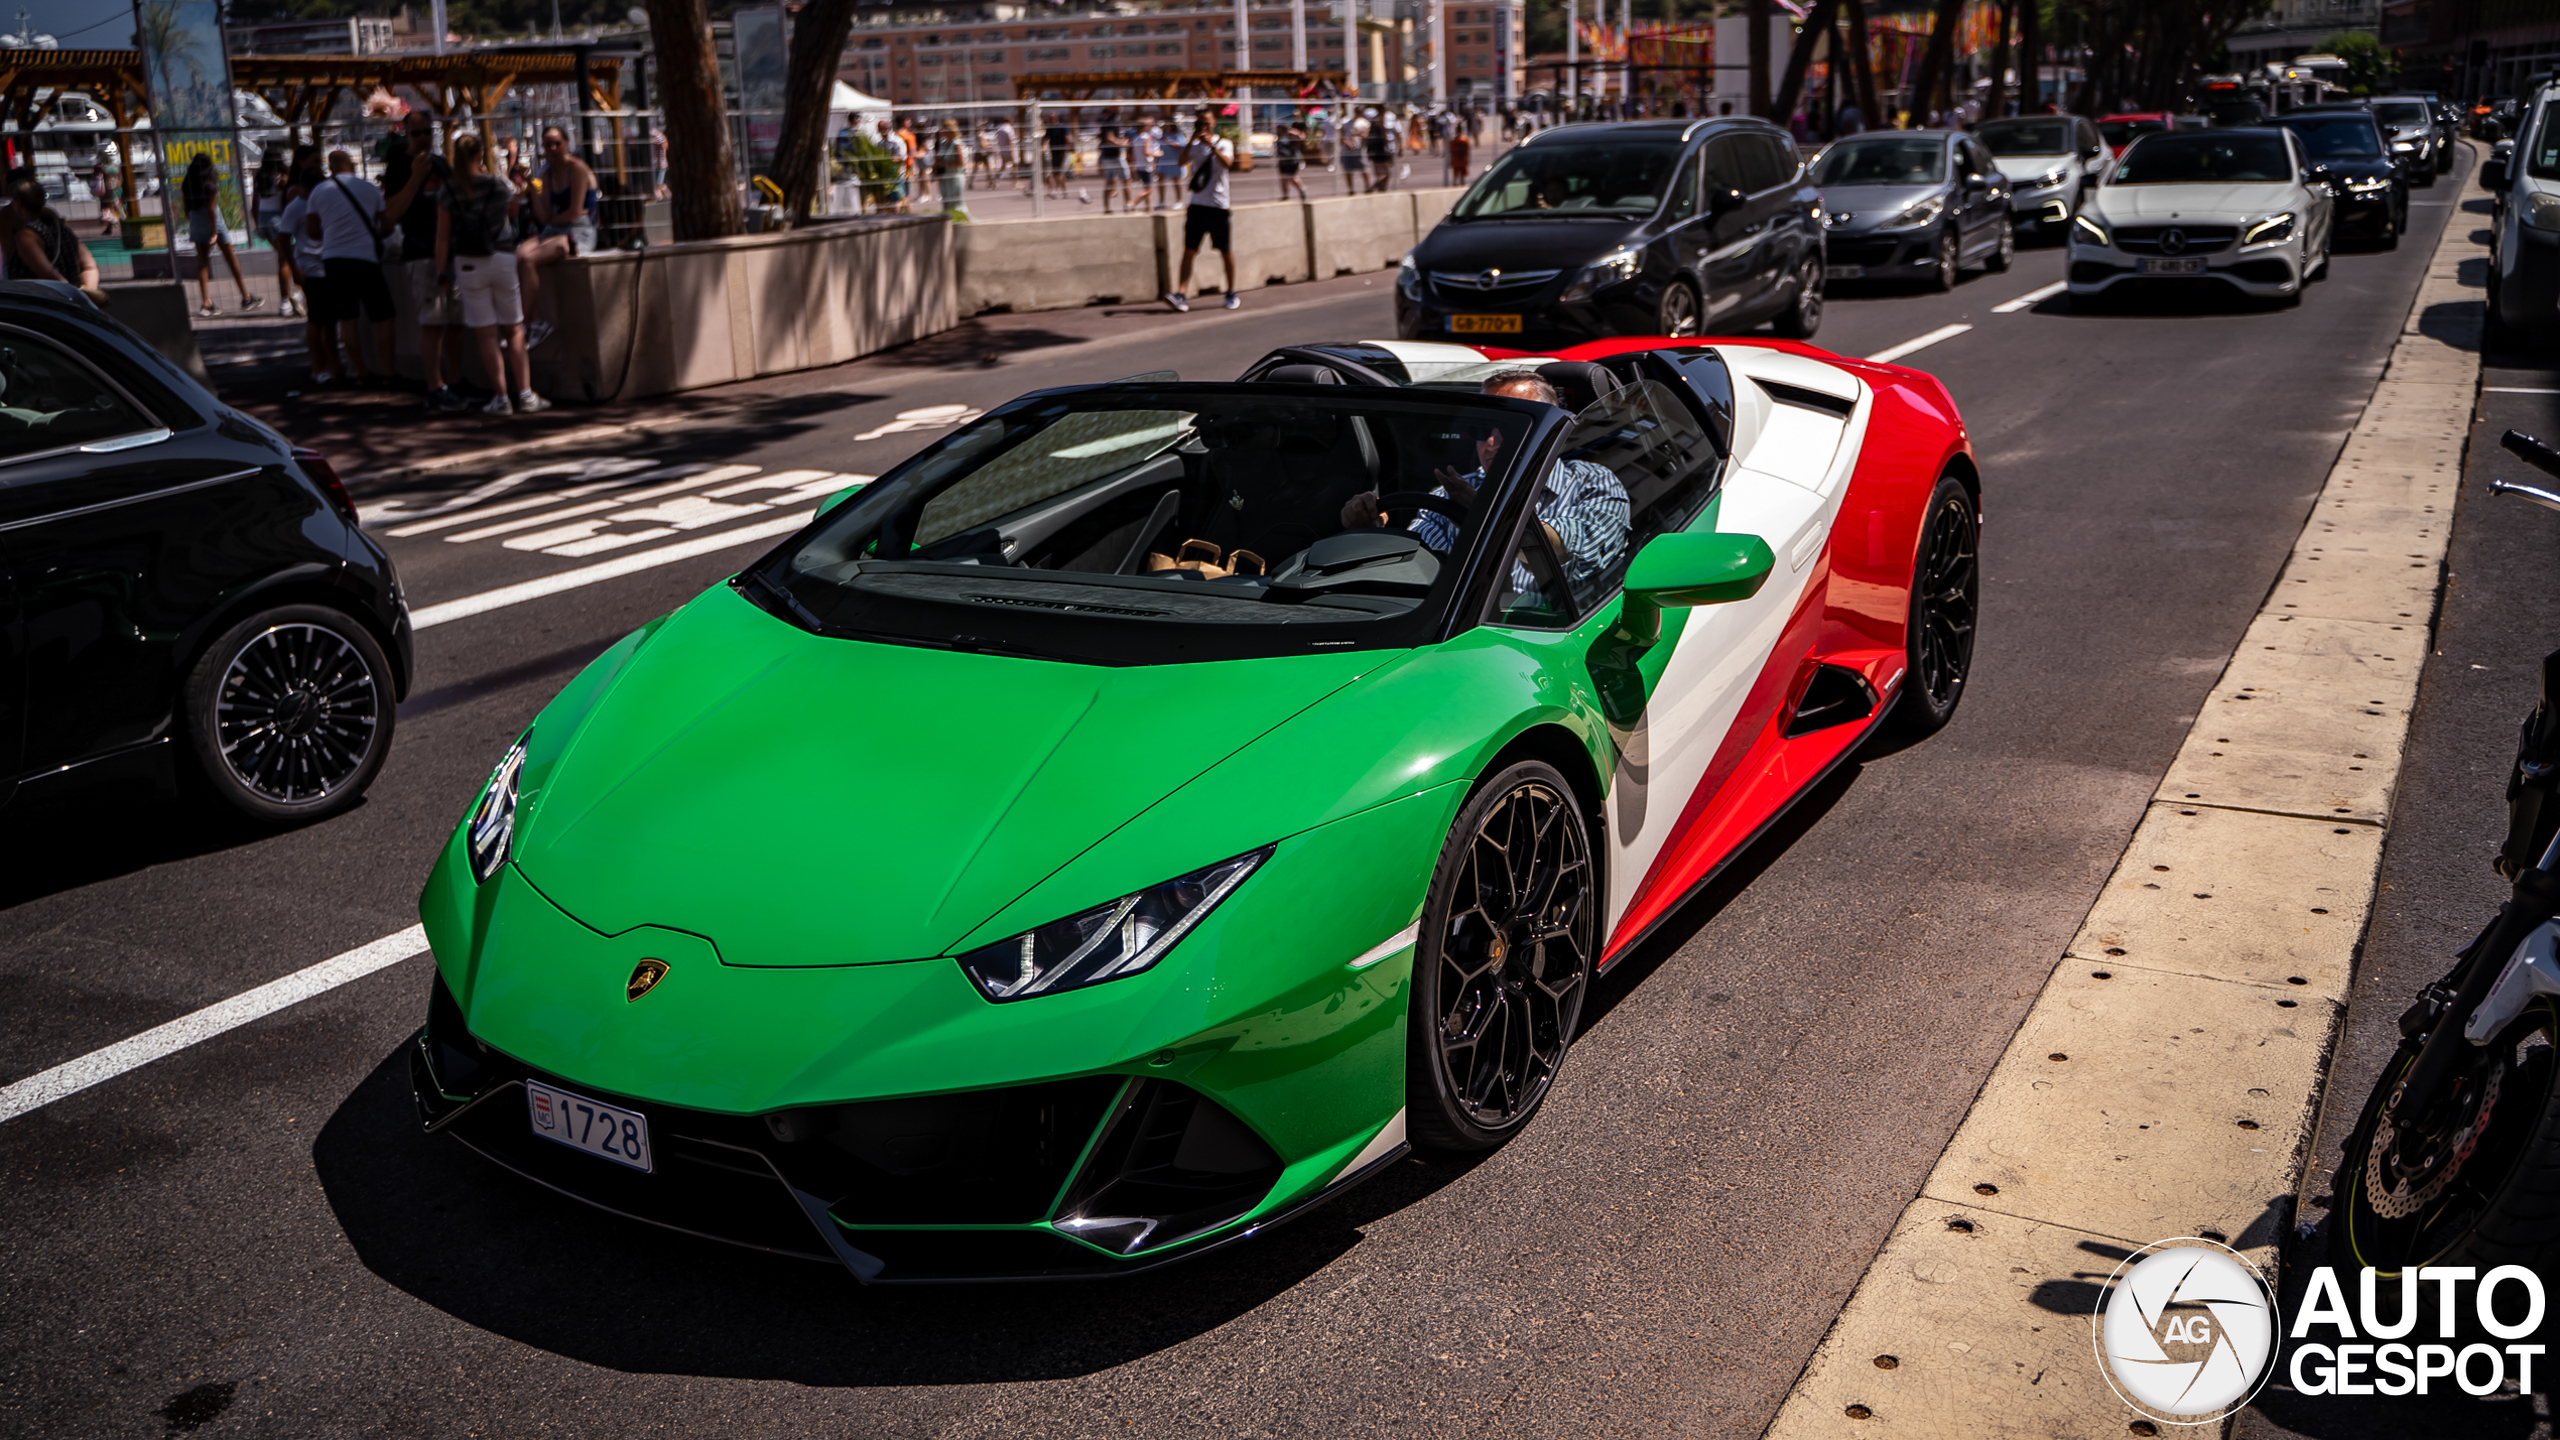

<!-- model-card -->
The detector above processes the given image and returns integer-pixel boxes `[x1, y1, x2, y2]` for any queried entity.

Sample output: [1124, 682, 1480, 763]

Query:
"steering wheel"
[1373, 490, 1472, 523]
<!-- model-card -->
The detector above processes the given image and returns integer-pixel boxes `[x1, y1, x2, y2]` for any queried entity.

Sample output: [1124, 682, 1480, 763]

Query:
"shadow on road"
[0, 775, 310, 911]
[313, 1047, 1495, 1384]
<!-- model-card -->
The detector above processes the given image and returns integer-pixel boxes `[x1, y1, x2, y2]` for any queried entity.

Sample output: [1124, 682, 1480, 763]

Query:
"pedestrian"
[1042, 114, 1071, 196]
[649, 125, 669, 198]
[1276, 117, 1308, 202]
[513, 125, 597, 352]
[970, 121, 995, 188]
[280, 148, 342, 385]
[87, 160, 120, 238]
[992, 116, 1019, 188]
[1162, 113, 1239, 313]
[1, 178, 105, 305]
[1340, 111, 1368, 193]
[1365, 107, 1395, 192]
[874, 118, 910, 212]
[1151, 114, 1186, 206]
[933, 118, 968, 219]
[437, 132, 549, 416]
[251, 152, 303, 317]
[305, 147, 394, 384]
[1836, 99, 1865, 135]
[1096, 113, 1133, 212]
[179, 153, 260, 317]
[1448, 120, 1472, 184]
[381, 109, 467, 411]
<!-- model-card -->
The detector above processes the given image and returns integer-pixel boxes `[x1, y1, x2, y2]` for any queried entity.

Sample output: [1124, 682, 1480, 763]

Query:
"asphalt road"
[0, 166, 2483, 1440]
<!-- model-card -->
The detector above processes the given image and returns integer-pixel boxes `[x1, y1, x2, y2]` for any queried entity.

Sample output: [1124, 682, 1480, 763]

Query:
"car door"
[2075, 118, 2108, 199]
[0, 325, 284, 777]
[1652, 148, 1711, 329]
[1742, 133, 1806, 315]
[1696, 136, 1765, 327]
[1954, 138, 2004, 259]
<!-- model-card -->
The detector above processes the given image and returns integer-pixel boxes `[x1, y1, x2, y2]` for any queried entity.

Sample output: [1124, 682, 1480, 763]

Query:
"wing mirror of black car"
[1708, 185, 1746, 218]
[2485, 157, 2509, 191]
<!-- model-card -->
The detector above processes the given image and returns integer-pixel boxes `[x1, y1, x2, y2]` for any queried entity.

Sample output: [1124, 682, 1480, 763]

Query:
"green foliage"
[2318, 30, 2392, 93]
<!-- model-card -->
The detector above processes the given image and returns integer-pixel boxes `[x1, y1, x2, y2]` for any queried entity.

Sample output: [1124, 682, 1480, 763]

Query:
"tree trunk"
[1900, 0, 1965, 127]
[1771, 0, 1840, 123]
[2016, 0, 2037, 113]
[1985, 0, 2010, 119]
[1842, 0, 1879, 127]
[645, 0, 741, 241]
[1747, 0, 1772, 118]
[774, 0, 857, 224]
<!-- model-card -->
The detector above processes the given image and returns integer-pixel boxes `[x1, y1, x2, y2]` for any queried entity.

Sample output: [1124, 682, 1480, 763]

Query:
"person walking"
[1162, 114, 1238, 313]
[1448, 123, 1471, 185]
[279, 149, 341, 385]
[1275, 117, 1308, 201]
[1042, 115, 1071, 197]
[179, 153, 260, 316]
[1151, 114, 1185, 207]
[251, 153, 303, 318]
[513, 125, 597, 351]
[381, 109, 466, 411]
[436, 133, 549, 417]
[305, 147, 394, 385]
[992, 116, 1019, 188]
[1096, 113, 1132, 212]
[873, 118, 910, 212]
[2, 178, 105, 304]
[87, 160, 120, 238]
[932, 118, 968, 219]
[1364, 107, 1395, 192]
[1340, 110, 1369, 193]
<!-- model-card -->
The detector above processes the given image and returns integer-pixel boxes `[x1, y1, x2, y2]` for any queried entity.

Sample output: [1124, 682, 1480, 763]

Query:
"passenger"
[1339, 372, 1629, 590]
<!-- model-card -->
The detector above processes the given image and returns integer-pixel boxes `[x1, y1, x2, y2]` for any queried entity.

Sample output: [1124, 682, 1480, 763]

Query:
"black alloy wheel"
[1656, 279, 1703, 339]
[1407, 760, 1597, 1150]
[1929, 230, 1959, 292]
[1887, 473, 1979, 737]
[1985, 223, 2014, 273]
[1772, 257, 1823, 339]
[184, 604, 395, 823]
[2333, 999, 2560, 1275]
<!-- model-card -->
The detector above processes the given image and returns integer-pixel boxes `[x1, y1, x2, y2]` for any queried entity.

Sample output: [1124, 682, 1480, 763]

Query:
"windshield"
[2109, 132, 2292, 184]
[2099, 118, 2169, 147]
[2271, 116, 2384, 158]
[746, 386, 1554, 665]
[2372, 100, 2431, 129]
[1813, 137, 1946, 186]
[2531, 100, 2560, 181]
[1976, 119, 2075, 155]
[1451, 141, 1685, 218]
[2204, 99, 2266, 125]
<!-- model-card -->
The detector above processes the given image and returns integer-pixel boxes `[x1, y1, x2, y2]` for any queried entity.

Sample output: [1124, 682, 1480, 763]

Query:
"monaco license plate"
[1824, 264, 1866, 279]
[2138, 256, 2208, 276]
[527, 1081, 653, 1172]
[1449, 313, 1521, 335]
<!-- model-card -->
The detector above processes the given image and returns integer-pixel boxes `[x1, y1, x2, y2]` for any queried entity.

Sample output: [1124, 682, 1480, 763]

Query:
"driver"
[1340, 372, 1630, 594]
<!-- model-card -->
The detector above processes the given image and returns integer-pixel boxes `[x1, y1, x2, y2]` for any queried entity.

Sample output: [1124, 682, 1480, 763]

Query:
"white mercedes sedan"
[2066, 128, 2333, 305]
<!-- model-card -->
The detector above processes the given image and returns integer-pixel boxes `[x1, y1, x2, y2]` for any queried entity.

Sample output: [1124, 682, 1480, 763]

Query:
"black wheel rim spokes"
[1798, 263, 1822, 328]
[1914, 495, 1978, 707]
[216, 623, 380, 804]
[1663, 287, 1699, 338]
[1434, 782, 1595, 1131]
[2349, 1007, 2559, 1271]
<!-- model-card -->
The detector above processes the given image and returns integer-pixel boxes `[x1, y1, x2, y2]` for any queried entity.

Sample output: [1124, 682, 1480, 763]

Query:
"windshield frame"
[737, 381, 1578, 666]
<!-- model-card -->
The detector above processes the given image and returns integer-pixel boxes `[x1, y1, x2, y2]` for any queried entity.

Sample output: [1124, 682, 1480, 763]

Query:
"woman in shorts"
[1096, 113, 1131, 213]
[180, 153, 260, 317]
[437, 133, 550, 417]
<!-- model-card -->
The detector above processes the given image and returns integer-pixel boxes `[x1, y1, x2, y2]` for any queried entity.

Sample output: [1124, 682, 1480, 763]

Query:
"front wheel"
[1655, 278, 1703, 339]
[1885, 473, 1978, 737]
[1406, 761, 1598, 1151]
[1984, 223, 2014, 273]
[1928, 230, 1959, 292]
[182, 604, 396, 824]
[1771, 257, 1823, 339]
[2332, 999, 2560, 1276]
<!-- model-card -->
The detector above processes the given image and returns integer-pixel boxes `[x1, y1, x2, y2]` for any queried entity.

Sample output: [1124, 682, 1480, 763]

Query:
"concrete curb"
[1763, 155, 2489, 1438]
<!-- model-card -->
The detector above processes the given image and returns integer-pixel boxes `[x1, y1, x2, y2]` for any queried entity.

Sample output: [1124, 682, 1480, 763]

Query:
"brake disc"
[2365, 1063, 2504, 1220]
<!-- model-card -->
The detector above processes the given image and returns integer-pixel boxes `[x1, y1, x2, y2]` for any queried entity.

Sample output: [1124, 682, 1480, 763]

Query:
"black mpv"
[0, 282, 411, 822]
[1396, 119, 1825, 346]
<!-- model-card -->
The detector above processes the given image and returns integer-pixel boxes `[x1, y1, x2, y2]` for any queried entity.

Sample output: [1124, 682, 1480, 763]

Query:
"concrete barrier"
[1410, 186, 1462, 236]
[1224, 201, 1313, 290]
[954, 209, 1161, 313]
[1306, 191, 1419, 278]
[98, 282, 211, 383]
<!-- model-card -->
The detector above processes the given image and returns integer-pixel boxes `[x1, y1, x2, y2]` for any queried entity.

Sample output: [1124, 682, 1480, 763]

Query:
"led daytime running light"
[959, 848, 1270, 1002]
[466, 737, 528, 884]
[2243, 212, 2296, 246]
[2072, 212, 2110, 247]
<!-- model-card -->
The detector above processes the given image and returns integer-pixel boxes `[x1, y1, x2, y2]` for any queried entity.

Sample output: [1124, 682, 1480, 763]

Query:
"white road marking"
[432, 464, 763, 543]
[1991, 282, 2066, 313]
[2485, 387, 2560, 395]
[408, 509, 818, 629]
[371, 457, 658, 529]
[1864, 324, 1974, 365]
[0, 926, 431, 1125]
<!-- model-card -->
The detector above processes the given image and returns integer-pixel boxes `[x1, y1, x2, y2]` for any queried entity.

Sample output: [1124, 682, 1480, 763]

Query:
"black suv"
[1396, 118, 1824, 345]
[2266, 107, 2411, 245]
[0, 282, 410, 822]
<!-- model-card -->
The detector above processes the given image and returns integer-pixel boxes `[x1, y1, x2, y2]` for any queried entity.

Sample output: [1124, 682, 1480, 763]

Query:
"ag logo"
[2095, 1238, 2279, 1424]
[626, 958, 671, 1002]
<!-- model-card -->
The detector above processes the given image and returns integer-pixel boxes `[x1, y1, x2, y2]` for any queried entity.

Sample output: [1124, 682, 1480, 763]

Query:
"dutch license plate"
[2138, 256, 2208, 276]
[1449, 314, 1522, 335]
[527, 1081, 653, 1172]
[1824, 264, 1866, 280]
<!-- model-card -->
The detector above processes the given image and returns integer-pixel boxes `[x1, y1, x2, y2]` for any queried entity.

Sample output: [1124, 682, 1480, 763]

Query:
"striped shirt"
[1408, 457, 1631, 597]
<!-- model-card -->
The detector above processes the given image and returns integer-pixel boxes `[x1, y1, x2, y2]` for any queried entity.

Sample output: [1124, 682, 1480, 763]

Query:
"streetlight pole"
[1234, 0, 1253, 124]
[1567, 0, 1578, 114]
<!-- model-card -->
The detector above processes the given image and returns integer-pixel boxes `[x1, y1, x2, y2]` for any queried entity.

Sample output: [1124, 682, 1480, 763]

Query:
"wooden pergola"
[1015, 69, 1349, 101]
[230, 49, 626, 150]
[0, 50, 153, 213]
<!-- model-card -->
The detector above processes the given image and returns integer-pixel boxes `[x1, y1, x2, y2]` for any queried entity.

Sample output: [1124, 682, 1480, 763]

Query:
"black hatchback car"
[0, 282, 409, 821]
[1395, 118, 1824, 345]
[2266, 107, 2410, 244]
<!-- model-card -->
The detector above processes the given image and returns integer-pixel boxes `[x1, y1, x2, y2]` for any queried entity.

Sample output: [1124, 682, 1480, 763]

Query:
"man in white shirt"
[304, 149, 394, 383]
[1164, 114, 1239, 312]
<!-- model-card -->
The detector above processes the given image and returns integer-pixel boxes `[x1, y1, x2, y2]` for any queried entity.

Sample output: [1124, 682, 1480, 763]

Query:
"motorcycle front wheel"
[2332, 998, 2560, 1275]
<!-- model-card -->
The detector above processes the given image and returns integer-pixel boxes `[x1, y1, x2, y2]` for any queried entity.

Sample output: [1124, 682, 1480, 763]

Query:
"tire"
[181, 604, 396, 824]
[2380, 198, 2402, 250]
[2331, 999, 2560, 1278]
[1406, 760, 1598, 1152]
[1771, 256, 1823, 339]
[2310, 228, 2331, 281]
[1885, 473, 1978, 738]
[1928, 229, 1958, 292]
[1984, 222, 2014, 273]
[1655, 279, 1703, 339]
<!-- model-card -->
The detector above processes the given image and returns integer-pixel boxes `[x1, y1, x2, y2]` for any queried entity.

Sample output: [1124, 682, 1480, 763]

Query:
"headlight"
[1557, 246, 1641, 302]
[2072, 212, 2110, 247]
[1822, 209, 1852, 229]
[465, 736, 528, 884]
[2527, 194, 2560, 232]
[2034, 166, 2070, 189]
[957, 848, 1267, 1001]
[2346, 174, 2391, 193]
[2392, 140, 2417, 152]
[1397, 251, 1419, 298]
[1879, 196, 1945, 230]
[2243, 212, 2296, 246]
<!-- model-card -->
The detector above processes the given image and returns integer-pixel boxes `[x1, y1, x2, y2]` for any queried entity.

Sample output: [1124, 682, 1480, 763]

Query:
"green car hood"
[512, 587, 1377, 966]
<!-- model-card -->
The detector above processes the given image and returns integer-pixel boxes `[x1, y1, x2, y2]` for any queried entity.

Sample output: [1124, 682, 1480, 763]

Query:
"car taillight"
[294, 447, 358, 525]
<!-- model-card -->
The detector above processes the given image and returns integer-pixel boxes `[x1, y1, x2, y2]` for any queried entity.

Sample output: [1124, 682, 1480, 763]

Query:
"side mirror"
[2485, 158, 2509, 191]
[1611, 532, 1776, 646]
[1709, 185, 1745, 218]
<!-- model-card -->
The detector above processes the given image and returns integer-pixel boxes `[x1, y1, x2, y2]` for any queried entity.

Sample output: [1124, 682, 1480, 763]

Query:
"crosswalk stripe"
[408, 510, 818, 629]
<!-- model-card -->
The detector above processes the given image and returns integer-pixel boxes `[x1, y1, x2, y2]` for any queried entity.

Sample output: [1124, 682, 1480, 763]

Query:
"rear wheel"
[1771, 257, 1823, 339]
[182, 604, 395, 824]
[1886, 474, 1979, 737]
[1655, 279, 1703, 339]
[1407, 761, 1598, 1151]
